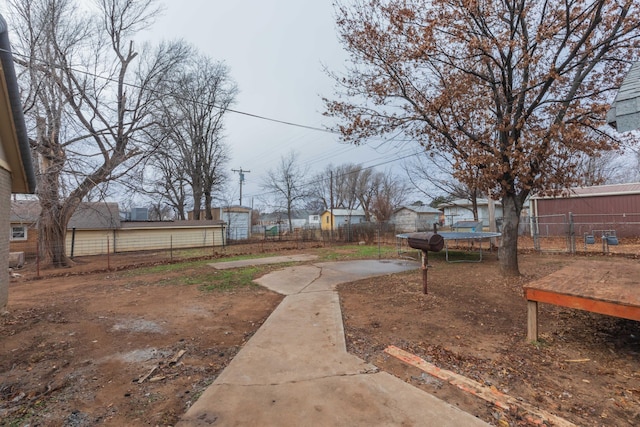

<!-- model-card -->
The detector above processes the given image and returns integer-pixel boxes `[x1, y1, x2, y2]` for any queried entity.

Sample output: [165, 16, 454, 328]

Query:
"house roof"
[11, 200, 121, 229]
[394, 205, 441, 214]
[120, 219, 224, 229]
[0, 14, 36, 194]
[323, 209, 366, 216]
[437, 198, 502, 209]
[10, 200, 40, 223]
[69, 203, 121, 229]
[532, 182, 640, 199]
[221, 206, 252, 213]
[607, 62, 640, 133]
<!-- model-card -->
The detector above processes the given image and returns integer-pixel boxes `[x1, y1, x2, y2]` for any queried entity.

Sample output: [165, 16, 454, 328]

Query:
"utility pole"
[330, 171, 334, 241]
[232, 168, 250, 206]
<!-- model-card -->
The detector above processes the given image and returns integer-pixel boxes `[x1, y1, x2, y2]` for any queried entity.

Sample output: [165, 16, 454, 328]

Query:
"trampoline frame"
[397, 231, 502, 263]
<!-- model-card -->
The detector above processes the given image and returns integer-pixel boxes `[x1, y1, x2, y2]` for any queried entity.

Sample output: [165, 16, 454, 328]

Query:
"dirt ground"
[339, 251, 640, 427]
[1, 254, 285, 426]
[1, 242, 639, 426]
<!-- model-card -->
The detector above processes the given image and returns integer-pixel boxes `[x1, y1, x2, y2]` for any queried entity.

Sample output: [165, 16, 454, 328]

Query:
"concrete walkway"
[178, 259, 489, 426]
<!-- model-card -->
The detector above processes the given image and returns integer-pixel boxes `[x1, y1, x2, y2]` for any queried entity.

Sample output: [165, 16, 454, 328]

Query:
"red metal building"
[530, 183, 640, 238]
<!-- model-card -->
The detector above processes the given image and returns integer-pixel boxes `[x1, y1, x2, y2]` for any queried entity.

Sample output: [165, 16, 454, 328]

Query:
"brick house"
[0, 15, 37, 309]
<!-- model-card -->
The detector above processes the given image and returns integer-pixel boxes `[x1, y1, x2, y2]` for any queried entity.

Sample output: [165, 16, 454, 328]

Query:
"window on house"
[10, 225, 27, 241]
[326, 216, 329, 223]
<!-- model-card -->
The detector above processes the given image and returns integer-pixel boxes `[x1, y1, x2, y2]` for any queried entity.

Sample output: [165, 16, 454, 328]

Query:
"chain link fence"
[525, 212, 640, 255]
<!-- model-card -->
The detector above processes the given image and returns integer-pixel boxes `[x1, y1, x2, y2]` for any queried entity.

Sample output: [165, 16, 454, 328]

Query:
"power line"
[3, 47, 420, 173]
[244, 148, 421, 200]
[3, 48, 425, 202]
[1, 47, 338, 135]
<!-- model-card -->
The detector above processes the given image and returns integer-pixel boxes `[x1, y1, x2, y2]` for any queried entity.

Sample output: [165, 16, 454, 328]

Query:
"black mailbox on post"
[407, 232, 444, 253]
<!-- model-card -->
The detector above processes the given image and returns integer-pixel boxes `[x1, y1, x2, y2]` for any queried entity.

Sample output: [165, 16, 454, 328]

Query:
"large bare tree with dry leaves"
[10, 0, 189, 266]
[325, 0, 640, 275]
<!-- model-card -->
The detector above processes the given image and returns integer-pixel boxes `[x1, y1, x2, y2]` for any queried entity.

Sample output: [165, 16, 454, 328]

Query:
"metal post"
[70, 227, 76, 259]
[568, 212, 575, 254]
[107, 237, 110, 270]
[421, 250, 429, 294]
[36, 239, 40, 278]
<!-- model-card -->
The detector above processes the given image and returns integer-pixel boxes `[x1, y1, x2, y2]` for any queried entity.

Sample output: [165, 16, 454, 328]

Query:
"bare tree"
[307, 163, 408, 221]
[11, 0, 189, 266]
[404, 154, 482, 220]
[326, 0, 640, 275]
[306, 163, 359, 212]
[262, 151, 309, 232]
[574, 150, 631, 186]
[144, 148, 191, 219]
[147, 202, 174, 221]
[370, 171, 410, 222]
[155, 54, 237, 220]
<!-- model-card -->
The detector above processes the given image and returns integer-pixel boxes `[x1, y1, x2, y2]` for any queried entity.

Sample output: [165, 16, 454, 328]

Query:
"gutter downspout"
[0, 14, 36, 193]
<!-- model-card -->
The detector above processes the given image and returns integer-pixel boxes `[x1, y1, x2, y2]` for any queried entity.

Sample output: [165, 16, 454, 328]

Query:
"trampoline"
[397, 231, 502, 262]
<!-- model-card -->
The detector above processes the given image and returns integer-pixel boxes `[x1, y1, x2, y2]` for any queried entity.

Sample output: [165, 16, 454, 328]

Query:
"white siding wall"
[393, 210, 440, 232]
[66, 226, 225, 256]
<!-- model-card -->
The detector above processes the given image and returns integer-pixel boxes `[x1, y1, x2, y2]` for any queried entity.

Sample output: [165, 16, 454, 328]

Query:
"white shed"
[391, 205, 441, 232]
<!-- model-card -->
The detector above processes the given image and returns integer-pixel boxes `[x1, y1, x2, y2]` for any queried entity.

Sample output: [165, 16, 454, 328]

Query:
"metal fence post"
[568, 212, 575, 254]
[532, 216, 540, 251]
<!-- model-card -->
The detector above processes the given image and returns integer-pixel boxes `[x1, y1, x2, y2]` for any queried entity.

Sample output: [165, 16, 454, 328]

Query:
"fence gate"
[531, 214, 571, 253]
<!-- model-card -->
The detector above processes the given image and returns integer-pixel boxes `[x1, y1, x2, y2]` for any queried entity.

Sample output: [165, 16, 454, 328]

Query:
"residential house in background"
[257, 211, 309, 232]
[1, 14, 37, 309]
[10, 201, 120, 257]
[11, 200, 226, 257]
[607, 62, 640, 133]
[10, 200, 39, 256]
[308, 213, 321, 228]
[320, 209, 367, 231]
[391, 204, 441, 233]
[438, 198, 503, 228]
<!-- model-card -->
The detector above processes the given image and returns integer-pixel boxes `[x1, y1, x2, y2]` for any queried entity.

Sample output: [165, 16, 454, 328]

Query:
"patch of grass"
[208, 253, 278, 263]
[121, 259, 212, 277]
[159, 267, 262, 292]
[199, 267, 261, 291]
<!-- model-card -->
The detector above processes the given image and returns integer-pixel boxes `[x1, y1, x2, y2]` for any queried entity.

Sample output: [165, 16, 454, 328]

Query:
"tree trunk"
[192, 188, 202, 220]
[287, 205, 293, 233]
[39, 206, 73, 267]
[204, 192, 213, 220]
[498, 194, 521, 276]
[176, 205, 186, 220]
[471, 191, 479, 221]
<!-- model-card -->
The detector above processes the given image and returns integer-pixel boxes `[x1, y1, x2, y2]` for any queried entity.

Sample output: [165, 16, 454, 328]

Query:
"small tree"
[262, 151, 309, 232]
[370, 171, 410, 222]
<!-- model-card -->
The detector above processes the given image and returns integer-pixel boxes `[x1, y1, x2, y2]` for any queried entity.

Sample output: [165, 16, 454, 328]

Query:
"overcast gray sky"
[144, 0, 418, 208]
[0, 0, 420, 208]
